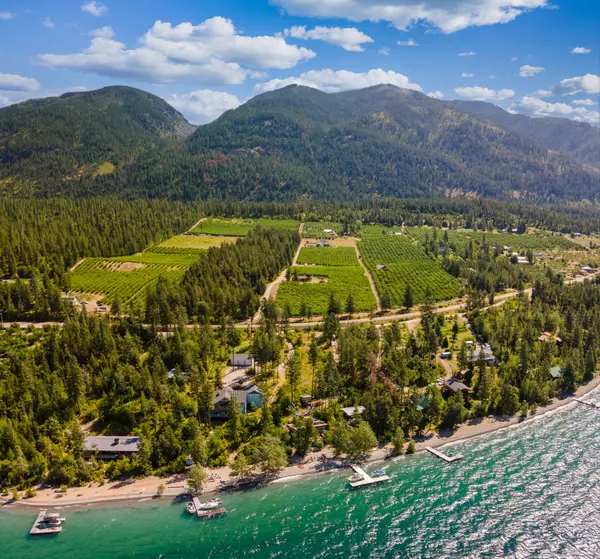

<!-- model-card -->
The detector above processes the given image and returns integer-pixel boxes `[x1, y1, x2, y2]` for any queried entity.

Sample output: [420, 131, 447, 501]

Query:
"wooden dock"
[348, 464, 390, 488]
[574, 397, 600, 409]
[29, 511, 63, 535]
[426, 447, 463, 463]
[196, 507, 227, 519]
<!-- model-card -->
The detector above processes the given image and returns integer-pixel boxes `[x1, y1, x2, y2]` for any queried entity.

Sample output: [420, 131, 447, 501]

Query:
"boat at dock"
[30, 510, 65, 535]
[348, 473, 364, 482]
[371, 469, 386, 477]
[187, 497, 223, 515]
[196, 507, 227, 519]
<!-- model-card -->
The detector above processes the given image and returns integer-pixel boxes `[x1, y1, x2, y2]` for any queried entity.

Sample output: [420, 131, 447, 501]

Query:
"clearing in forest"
[159, 234, 238, 250]
[359, 228, 460, 308]
[276, 244, 377, 316]
[189, 217, 300, 237]
[301, 221, 343, 239]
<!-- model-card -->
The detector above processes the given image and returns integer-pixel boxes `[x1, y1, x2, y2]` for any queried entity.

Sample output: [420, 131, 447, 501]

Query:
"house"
[305, 241, 318, 248]
[517, 256, 530, 265]
[316, 239, 331, 247]
[549, 366, 563, 379]
[440, 350, 452, 359]
[230, 353, 254, 368]
[211, 383, 264, 418]
[341, 405, 366, 419]
[444, 379, 471, 395]
[286, 419, 328, 433]
[61, 295, 80, 306]
[469, 344, 497, 366]
[376, 264, 388, 271]
[416, 396, 431, 412]
[299, 395, 313, 407]
[84, 436, 140, 460]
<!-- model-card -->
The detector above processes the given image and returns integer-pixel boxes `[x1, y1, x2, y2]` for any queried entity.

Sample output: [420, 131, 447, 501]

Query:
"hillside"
[0, 86, 195, 196]
[0, 84, 598, 203]
[449, 100, 600, 170]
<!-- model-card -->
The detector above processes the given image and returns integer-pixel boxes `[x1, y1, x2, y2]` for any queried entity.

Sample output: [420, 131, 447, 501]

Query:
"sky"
[0, 0, 598, 125]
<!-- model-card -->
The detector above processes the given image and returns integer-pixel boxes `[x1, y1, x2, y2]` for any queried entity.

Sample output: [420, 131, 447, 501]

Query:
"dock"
[574, 397, 600, 409]
[29, 511, 63, 535]
[348, 464, 390, 488]
[426, 447, 463, 463]
[197, 507, 227, 519]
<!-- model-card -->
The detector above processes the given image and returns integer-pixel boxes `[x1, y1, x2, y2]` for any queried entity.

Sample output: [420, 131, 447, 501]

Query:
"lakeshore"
[5, 374, 599, 510]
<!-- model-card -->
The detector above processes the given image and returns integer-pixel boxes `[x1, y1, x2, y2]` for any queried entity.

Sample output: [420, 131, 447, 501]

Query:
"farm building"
[230, 353, 254, 368]
[84, 436, 140, 460]
[211, 384, 264, 418]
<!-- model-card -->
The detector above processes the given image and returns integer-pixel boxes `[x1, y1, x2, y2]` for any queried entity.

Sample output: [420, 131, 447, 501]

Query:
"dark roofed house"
[444, 379, 471, 395]
[84, 436, 140, 460]
[469, 344, 497, 366]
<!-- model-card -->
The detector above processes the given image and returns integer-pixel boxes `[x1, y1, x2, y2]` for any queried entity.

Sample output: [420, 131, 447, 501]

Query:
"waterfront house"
[84, 436, 140, 459]
[444, 379, 471, 395]
[211, 383, 264, 418]
[341, 405, 366, 420]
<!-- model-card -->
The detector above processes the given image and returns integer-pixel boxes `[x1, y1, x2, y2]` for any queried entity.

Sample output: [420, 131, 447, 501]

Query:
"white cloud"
[461, 72, 474, 78]
[378, 47, 390, 56]
[81, 1, 107, 17]
[0, 12, 15, 20]
[39, 17, 315, 85]
[0, 73, 40, 92]
[572, 99, 597, 106]
[455, 86, 515, 101]
[272, 0, 548, 34]
[255, 68, 422, 94]
[459, 51, 476, 57]
[42, 17, 55, 29]
[427, 90, 444, 99]
[536, 89, 552, 98]
[89, 26, 114, 39]
[571, 47, 591, 54]
[519, 64, 544, 77]
[283, 25, 373, 52]
[554, 74, 600, 96]
[167, 89, 242, 124]
[511, 96, 600, 126]
[397, 39, 418, 47]
[511, 56, 518, 62]
[489, 74, 499, 79]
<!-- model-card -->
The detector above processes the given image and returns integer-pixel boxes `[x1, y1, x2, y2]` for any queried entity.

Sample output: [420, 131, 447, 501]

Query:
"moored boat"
[348, 473, 364, 482]
[371, 469, 386, 477]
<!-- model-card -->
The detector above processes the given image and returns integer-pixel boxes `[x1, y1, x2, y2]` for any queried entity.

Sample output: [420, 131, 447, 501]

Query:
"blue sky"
[0, 0, 598, 124]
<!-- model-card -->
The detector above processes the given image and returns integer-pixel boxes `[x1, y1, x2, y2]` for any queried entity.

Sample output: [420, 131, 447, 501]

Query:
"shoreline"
[3, 374, 599, 512]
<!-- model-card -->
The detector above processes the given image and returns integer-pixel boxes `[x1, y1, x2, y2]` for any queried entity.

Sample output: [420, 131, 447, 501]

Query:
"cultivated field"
[158, 234, 237, 249]
[359, 231, 460, 307]
[296, 246, 358, 266]
[301, 222, 343, 239]
[190, 218, 300, 237]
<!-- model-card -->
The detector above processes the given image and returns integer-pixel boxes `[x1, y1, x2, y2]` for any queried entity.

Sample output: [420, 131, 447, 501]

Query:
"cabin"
[341, 405, 366, 420]
[549, 366, 563, 379]
[444, 379, 471, 395]
[469, 344, 497, 366]
[84, 436, 140, 460]
[211, 384, 264, 418]
[230, 353, 254, 368]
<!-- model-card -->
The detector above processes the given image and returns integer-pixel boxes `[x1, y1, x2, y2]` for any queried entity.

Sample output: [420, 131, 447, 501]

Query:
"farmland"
[190, 218, 300, 237]
[296, 246, 358, 267]
[301, 222, 343, 239]
[158, 234, 237, 250]
[359, 231, 460, 307]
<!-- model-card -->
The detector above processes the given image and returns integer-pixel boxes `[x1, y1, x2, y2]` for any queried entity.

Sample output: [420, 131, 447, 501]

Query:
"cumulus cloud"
[0, 12, 15, 20]
[572, 99, 597, 106]
[39, 17, 315, 85]
[89, 26, 114, 38]
[283, 25, 373, 52]
[42, 17, 55, 29]
[255, 68, 422, 94]
[461, 72, 474, 78]
[378, 47, 390, 56]
[511, 96, 599, 126]
[397, 39, 418, 47]
[571, 47, 591, 54]
[167, 89, 242, 124]
[0, 73, 40, 92]
[455, 86, 515, 100]
[536, 89, 552, 98]
[459, 51, 476, 57]
[427, 90, 444, 99]
[553, 74, 600, 96]
[271, 0, 547, 34]
[519, 64, 544, 77]
[81, 1, 107, 17]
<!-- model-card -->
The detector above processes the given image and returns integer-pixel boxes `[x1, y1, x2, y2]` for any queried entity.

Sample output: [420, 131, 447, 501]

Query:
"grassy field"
[359, 231, 460, 307]
[406, 227, 580, 251]
[301, 222, 343, 239]
[190, 218, 300, 236]
[159, 234, 238, 249]
[296, 246, 359, 266]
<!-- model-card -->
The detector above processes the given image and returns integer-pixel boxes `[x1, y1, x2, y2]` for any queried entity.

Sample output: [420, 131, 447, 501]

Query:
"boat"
[187, 497, 222, 514]
[371, 469, 386, 477]
[348, 473, 364, 482]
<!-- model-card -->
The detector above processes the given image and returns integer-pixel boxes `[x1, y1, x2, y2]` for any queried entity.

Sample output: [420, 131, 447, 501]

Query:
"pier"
[426, 447, 463, 463]
[574, 397, 600, 409]
[29, 511, 63, 535]
[348, 464, 390, 488]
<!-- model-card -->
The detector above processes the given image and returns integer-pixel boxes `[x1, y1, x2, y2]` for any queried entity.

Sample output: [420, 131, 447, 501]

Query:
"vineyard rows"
[297, 246, 359, 267]
[301, 222, 343, 239]
[190, 218, 300, 237]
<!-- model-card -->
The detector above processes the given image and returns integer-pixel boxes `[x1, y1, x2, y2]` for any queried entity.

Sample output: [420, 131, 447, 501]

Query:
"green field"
[159, 234, 238, 249]
[406, 227, 579, 251]
[296, 246, 358, 266]
[359, 231, 460, 307]
[69, 259, 186, 303]
[301, 222, 343, 239]
[276, 265, 376, 316]
[190, 218, 300, 236]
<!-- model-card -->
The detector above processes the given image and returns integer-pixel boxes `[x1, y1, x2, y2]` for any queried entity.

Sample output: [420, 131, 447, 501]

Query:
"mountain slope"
[449, 100, 600, 170]
[0, 86, 195, 195]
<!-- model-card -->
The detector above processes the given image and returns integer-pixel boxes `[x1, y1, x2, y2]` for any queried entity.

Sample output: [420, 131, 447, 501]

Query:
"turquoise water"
[2, 392, 600, 559]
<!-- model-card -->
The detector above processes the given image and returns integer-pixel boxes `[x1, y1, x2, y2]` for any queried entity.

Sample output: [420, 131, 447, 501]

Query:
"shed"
[416, 397, 431, 412]
[549, 366, 563, 379]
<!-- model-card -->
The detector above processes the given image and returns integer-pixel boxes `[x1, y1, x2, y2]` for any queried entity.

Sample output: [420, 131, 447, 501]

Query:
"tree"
[111, 295, 122, 317]
[497, 383, 520, 416]
[406, 440, 416, 454]
[231, 452, 252, 478]
[322, 312, 340, 342]
[345, 294, 356, 316]
[452, 320, 459, 342]
[157, 483, 166, 496]
[380, 290, 392, 311]
[328, 292, 341, 314]
[188, 464, 208, 494]
[442, 391, 467, 429]
[227, 398, 243, 446]
[392, 427, 405, 455]
[243, 435, 288, 476]
[286, 351, 302, 404]
[293, 417, 317, 455]
[403, 285, 414, 309]
[189, 433, 208, 467]
[309, 338, 319, 396]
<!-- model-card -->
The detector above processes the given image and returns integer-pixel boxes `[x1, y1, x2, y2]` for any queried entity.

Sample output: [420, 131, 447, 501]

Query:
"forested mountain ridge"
[0, 84, 598, 203]
[0, 86, 195, 195]
[449, 99, 600, 170]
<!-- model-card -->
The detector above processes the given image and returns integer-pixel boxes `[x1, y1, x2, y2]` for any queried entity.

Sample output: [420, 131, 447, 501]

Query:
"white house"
[230, 353, 254, 368]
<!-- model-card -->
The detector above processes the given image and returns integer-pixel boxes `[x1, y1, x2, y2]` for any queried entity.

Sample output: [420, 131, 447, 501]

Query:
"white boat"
[348, 473, 364, 482]
[187, 497, 222, 514]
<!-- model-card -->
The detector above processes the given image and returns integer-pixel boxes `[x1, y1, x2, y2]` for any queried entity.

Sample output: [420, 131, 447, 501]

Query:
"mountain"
[0, 84, 598, 203]
[449, 100, 600, 170]
[0, 86, 195, 195]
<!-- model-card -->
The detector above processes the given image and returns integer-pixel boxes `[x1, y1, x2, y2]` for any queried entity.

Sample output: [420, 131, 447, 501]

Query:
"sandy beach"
[3, 374, 599, 510]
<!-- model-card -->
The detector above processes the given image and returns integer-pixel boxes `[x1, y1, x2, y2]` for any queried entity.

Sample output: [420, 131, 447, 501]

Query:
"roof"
[84, 436, 139, 453]
[341, 405, 366, 417]
[550, 366, 563, 379]
[416, 396, 431, 412]
[444, 379, 471, 393]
